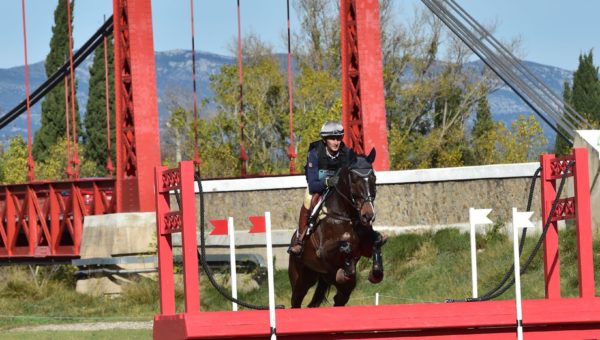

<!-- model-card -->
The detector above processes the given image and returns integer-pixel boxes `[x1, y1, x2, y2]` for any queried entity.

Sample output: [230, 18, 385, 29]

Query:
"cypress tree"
[472, 93, 496, 164]
[33, 0, 81, 162]
[84, 32, 115, 175]
[571, 50, 600, 126]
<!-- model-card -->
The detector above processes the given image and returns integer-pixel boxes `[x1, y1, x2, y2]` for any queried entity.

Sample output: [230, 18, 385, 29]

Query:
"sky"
[0, 0, 598, 71]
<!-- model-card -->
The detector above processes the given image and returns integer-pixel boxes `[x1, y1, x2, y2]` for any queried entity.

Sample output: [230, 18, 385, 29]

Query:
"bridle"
[332, 166, 376, 223]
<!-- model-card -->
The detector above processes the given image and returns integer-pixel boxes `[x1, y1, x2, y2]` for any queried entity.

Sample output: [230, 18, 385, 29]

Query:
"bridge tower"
[340, 0, 390, 171]
[112, 0, 161, 212]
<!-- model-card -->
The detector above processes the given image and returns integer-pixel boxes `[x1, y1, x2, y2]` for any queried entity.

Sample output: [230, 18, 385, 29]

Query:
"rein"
[329, 167, 375, 223]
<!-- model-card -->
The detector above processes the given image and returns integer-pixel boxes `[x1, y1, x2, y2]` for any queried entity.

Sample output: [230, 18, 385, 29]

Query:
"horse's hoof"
[368, 270, 384, 284]
[335, 268, 353, 284]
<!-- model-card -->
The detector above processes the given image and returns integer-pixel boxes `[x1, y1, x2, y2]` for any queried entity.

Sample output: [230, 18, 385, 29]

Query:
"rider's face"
[324, 136, 343, 154]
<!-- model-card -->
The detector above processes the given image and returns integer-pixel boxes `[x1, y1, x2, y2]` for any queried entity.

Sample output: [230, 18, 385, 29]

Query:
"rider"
[288, 120, 386, 256]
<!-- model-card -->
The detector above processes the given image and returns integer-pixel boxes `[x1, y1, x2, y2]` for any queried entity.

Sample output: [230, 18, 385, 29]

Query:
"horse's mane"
[346, 153, 374, 177]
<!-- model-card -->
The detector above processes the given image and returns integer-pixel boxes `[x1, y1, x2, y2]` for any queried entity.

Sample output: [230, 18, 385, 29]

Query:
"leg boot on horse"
[368, 230, 388, 284]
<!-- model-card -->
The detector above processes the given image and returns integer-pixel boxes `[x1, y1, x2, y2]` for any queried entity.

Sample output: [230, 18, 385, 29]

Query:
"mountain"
[0, 50, 572, 146]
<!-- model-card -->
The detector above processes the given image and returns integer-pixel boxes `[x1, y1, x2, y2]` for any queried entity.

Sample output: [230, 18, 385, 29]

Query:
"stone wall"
[199, 164, 543, 233]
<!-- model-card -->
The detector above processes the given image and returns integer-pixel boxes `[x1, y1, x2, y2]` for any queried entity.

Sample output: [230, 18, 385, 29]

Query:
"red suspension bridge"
[0, 0, 599, 339]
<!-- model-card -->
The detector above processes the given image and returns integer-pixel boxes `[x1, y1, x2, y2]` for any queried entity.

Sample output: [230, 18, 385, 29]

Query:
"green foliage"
[35, 138, 99, 181]
[84, 32, 115, 176]
[497, 115, 548, 163]
[571, 50, 600, 127]
[0, 136, 28, 184]
[472, 94, 502, 164]
[210, 41, 289, 174]
[34, 0, 81, 162]
[431, 228, 469, 253]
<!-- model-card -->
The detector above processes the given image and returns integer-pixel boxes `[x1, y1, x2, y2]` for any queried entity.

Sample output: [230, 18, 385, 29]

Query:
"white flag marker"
[512, 207, 535, 340]
[468, 208, 493, 298]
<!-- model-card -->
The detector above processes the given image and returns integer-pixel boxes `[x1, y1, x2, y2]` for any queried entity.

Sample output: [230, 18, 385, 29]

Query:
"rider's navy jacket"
[305, 140, 354, 194]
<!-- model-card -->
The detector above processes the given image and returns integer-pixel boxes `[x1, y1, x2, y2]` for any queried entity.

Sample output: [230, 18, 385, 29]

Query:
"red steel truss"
[340, 0, 389, 170]
[113, 0, 161, 212]
[0, 179, 114, 258]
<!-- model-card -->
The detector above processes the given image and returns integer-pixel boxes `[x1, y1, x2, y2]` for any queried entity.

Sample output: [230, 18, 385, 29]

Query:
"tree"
[35, 138, 99, 181]
[33, 0, 81, 162]
[84, 32, 115, 176]
[472, 93, 500, 164]
[498, 115, 547, 163]
[211, 35, 290, 174]
[571, 50, 600, 127]
[381, 5, 506, 169]
[292, 0, 340, 74]
[0, 136, 28, 184]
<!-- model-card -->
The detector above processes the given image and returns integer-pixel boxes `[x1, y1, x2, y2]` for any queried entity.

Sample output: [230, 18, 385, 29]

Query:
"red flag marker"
[248, 215, 266, 233]
[209, 219, 228, 235]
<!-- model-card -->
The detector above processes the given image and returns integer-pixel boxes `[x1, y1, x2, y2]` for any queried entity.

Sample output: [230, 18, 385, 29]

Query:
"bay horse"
[288, 149, 385, 308]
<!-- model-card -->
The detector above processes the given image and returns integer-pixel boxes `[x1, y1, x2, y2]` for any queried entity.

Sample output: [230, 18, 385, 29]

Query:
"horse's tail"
[307, 275, 331, 307]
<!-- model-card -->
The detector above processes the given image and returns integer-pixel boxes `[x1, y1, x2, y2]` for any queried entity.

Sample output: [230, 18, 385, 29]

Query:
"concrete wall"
[574, 130, 600, 233]
[199, 163, 543, 234]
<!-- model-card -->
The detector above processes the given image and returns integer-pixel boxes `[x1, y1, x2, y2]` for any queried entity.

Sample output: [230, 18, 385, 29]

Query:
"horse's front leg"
[335, 240, 357, 284]
[368, 234, 386, 284]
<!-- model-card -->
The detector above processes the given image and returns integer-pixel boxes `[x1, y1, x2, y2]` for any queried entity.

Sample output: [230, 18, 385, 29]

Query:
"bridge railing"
[0, 178, 115, 259]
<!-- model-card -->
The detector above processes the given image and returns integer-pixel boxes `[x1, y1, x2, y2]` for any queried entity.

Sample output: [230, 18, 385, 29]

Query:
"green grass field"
[0, 226, 598, 337]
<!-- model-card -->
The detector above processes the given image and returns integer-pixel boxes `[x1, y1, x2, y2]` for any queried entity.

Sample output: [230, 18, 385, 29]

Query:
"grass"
[1, 329, 151, 340]
[0, 226, 599, 333]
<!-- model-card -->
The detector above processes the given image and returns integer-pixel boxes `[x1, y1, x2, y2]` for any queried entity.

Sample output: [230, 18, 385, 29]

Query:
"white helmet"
[320, 121, 344, 138]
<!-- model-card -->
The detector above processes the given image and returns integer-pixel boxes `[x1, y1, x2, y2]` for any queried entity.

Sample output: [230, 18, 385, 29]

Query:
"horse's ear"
[366, 148, 376, 164]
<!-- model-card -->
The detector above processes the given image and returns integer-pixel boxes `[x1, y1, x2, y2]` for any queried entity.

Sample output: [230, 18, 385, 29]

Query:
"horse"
[288, 149, 385, 308]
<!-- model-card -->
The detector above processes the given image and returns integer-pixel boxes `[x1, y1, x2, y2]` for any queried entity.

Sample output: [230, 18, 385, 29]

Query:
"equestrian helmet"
[320, 121, 344, 138]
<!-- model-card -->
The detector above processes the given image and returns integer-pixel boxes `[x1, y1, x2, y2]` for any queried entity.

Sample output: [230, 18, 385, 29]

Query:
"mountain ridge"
[0, 50, 572, 146]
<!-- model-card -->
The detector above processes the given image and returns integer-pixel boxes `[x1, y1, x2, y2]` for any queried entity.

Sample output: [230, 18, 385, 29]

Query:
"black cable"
[457, 167, 541, 302]
[421, 0, 578, 144]
[185, 170, 283, 310]
[447, 162, 574, 302]
[0, 16, 114, 129]
[444, 0, 591, 132]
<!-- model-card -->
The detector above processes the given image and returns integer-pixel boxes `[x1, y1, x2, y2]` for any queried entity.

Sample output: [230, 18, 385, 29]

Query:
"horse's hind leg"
[289, 260, 318, 308]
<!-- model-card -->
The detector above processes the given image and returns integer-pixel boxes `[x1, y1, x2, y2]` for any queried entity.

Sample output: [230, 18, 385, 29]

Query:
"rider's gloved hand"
[325, 176, 339, 188]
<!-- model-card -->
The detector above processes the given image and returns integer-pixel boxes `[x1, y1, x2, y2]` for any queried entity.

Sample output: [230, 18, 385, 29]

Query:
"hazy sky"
[0, 0, 598, 71]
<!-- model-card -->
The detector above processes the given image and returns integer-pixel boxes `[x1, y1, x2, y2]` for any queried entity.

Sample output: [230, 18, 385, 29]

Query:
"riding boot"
[288, 205, 311, 256]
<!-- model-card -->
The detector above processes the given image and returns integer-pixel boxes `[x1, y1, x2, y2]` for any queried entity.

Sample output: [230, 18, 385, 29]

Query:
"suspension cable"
[189, 0, 201, 166]
[66, 0, 79, 178]
[444, 0, 591, 132]
[64, 76, 73, 177]
[1, 17, 113, 130]
[103, 17, 113, 177]
[286, 0, 297, 174]
[20, 0, 35, 181]
[236, 0, 248, 177]
[421, 0, 592, 145]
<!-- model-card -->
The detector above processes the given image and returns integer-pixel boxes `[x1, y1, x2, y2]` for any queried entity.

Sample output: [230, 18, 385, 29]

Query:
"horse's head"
[337, 148, 377, 226]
